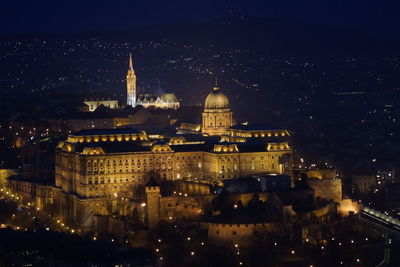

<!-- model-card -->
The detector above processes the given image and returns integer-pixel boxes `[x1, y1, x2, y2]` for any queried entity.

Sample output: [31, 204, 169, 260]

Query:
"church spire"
[127, 53, 136, 107]
[129, 53, 134, 71]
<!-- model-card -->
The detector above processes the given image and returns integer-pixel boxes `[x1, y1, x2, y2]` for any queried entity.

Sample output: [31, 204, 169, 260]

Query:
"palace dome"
[204, 87, 230, 109]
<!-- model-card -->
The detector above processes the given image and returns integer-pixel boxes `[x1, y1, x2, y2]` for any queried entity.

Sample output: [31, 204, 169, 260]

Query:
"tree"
[211, 188, 233, 213]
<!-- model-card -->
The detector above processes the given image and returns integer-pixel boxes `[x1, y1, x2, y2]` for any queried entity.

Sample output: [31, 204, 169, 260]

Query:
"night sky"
[1, 0, 400, 38]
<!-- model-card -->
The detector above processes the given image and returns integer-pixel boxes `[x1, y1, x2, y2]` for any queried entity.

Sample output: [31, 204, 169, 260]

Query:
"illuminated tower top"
[129, 53, 134, 71]
[126, 53, 137, 107]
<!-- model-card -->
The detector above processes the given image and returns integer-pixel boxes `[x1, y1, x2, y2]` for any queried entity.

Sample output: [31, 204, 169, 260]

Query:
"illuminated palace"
[55, 85, 292, 199]
[126, 54, 179, 109]
[6, 82, 295, 233]
[202, 85, 233, 136]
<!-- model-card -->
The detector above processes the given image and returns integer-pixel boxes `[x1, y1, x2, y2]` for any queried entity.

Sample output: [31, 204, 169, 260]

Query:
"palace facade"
[55, 128, 292, 199]
[55, 82, 292, 199]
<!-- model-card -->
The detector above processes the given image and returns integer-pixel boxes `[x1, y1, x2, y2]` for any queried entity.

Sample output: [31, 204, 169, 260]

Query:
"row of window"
[87, 163, 277, 174]
[85, 154, 279, 169]
[87, 164, 174, 173]
[85, 156, 204, 169]
[87, 176, 141, 184]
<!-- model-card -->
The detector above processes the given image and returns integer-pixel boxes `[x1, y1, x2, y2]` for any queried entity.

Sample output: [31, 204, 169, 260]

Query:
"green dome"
[204, 87, 230, 109]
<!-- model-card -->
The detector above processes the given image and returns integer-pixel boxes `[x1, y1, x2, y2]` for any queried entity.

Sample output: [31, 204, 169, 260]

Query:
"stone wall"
[170, 180, 210, 195]
[0, 169, 19, 185]
[208, 222, 278, 246]
[159, 195, 215, 221]
[307, 169, 336, 179]
[298, 202, 338, 223]
[5, 179, 140, 233]
[307, 178, 342, 203]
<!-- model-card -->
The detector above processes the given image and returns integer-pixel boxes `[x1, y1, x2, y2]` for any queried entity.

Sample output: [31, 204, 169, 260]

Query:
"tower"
[145, 178, 160, 229]
[202, 84, 233, 136]
[126, 53, 137, 107]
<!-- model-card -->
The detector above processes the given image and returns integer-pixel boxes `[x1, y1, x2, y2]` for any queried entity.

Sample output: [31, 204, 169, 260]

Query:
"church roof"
[137, 93, 179, 103]
[160, 93, 179, 103]
[137, 94, 159, 102]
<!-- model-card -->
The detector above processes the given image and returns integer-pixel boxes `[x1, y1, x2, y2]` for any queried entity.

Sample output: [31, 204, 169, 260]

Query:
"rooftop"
[71, 128, 143, 136]
[230, 123, 285, 131]
[74, 141, 151, 153]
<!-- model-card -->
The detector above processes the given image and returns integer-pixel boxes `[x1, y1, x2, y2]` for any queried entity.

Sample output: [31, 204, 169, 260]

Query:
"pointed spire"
[129, 53, 134, 71]
[213, 77, 220, 91]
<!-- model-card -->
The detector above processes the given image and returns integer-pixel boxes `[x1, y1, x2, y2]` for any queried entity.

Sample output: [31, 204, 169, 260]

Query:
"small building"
[84, 100, 119, 112]
[352, 173, 377, 195]
[207, 194, 284, 247]
[307, 178, 342, 203]
[386, 183, 400, 213]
